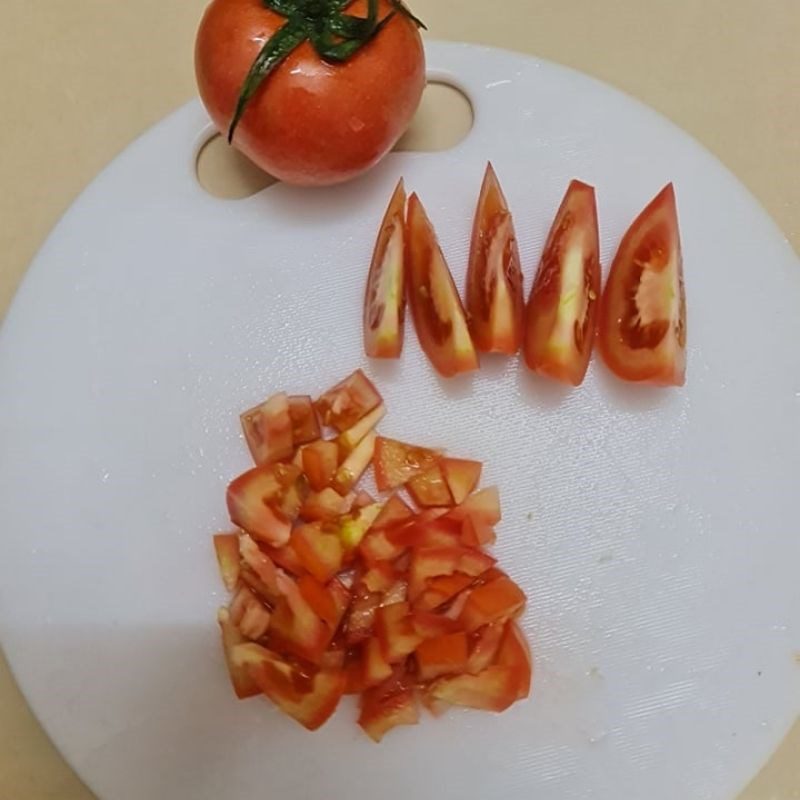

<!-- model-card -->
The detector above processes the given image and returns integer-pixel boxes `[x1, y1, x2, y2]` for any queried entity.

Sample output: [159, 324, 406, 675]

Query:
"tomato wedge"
[405, 193, 479, 377]
[597, 183, 686, 385]
[465, 163, 525, 354]
[364, 179, 407, 359]
[523, 180, 601, 386]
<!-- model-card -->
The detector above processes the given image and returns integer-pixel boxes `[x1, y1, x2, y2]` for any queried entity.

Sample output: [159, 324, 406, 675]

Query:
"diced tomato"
[413, 572, 474, 612]
[524, 180, 601, 386]
[373, 436, 441, 492]
[238, 534, 281, 599]
[391, 517, 462, 550]
[234, 643, 345, 730]
[375, 602, 423, 663]
[287, 395, 321, 445]
[371, 493, 414, 530]
[410, 611, 461, 639]
[217, 608, 260, 699]
[382, 577, 409, 606]
[315, 369, 383, 432]
[344, 648, 367, 695]
[443, 587, 473, 621]
[337, 403, 386, 456]
[297, 574, 340, 630]
[301, 440, 339, 492]
[467, 622, 505, 674]
[231, 587, 272, 640]
[361, 561, 398, 593]
[429, 665, 520, 712]
[332, 431, 376, 495]
[291, 524, 343, 583]
[406, 464, 453, 508]
[358, 673, 419, 742]
[359, 528, 407, 565]
[240, 392, 294, 465]
[268, 575, 331, 664]
[334, 502, 383, 552]
[227, 463, 306, 546]
[465, 163, 525, 354]
[458, 576, 526, 632]
[299, 488, 352, 522]
[261, 542, 306, 576]
[415, 631, 469, 681]
[446, 486, 501, 527]
[406, 193, 479, 377]
[461, 516, 496, 547]
[597, 184, 686, 386]
[363, 636, 394, 688]
[345, 590, 382, 646]
[419, 689, 449, 718]
[213, 533, 240, 591]
[440, 458, 482, 505]
[496, 621, 532, 699]
[327, 578, 351, 628]
[364, 179, 407, 359]
[408, 546, 495, 601]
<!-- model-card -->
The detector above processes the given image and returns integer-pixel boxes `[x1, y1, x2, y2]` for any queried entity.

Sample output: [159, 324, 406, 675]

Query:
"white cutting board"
[1, 41, 799, 800]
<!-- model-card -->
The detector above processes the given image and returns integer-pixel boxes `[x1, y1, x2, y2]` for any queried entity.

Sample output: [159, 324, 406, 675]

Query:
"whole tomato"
[195, 0, 426, 186]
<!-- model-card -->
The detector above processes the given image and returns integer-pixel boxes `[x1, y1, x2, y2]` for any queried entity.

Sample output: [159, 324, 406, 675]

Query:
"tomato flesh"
[524, 180, 601, 386]
[301, 440, 339, 492]
[440, 458, 482, 505]
[429, 664, 520, 712]
[466, 163, 525, 354]
[597, 183, 686, 385]
[213, 533, 241, 591]
[240, 392, 294, 465]
[315, 369, 383, 432]
[373, 436, 440, 491]
[458, 576, 526, 632]
[406, 464, 453, 508]
[364, 180, 407, 358]
[218, 608, 261, 699]
[406, 193, 479, 377]
[287, 395, 321, 445]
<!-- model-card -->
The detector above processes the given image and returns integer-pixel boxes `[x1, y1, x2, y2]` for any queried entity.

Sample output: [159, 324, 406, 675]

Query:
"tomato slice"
[523, 180, 601, 385]
[287, 395, 321, 446]
[358, 679, 419, 742]
[406, 464, 453, 508]
[240, 392, 294, 465]
[466, 163, 525, 354]
[410, 611, 461, 639]
[364, 179, 407, 359]
[374, 602, 423, 663]
[370, 492, 414, 530]
[412, 572, 474, 612]
[415, 631, 469, 681]
[373, 436, 441, 492]
[458, 576, 526, 632]
[268, 573, 331, 664]
[445, 486, 501, 527]
[597, 183, 686, 385]
[315, 369, 383, 432]
[408, 546, 495, 601]
[331, 431, 376, 495]
[461, 516, 496, 547]
[429, 664, 520, 712]
[213, 533, 241, 591]
[337, 403, 386, 456]
[290, 523, 344, 583]
[301, 440, 339, 492]
[299, 488, 352, 523]
[406, 193, 479, 377]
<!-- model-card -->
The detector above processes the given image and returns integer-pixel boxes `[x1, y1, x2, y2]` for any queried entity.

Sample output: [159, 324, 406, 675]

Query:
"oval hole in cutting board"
[195, 82, 473, 199]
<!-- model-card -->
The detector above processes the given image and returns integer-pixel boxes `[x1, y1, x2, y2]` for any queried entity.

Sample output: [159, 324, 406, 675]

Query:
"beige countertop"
[1, 1, 798, 797]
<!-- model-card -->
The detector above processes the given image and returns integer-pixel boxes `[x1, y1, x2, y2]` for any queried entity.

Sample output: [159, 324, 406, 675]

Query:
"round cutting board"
[1, 41, 799, 800]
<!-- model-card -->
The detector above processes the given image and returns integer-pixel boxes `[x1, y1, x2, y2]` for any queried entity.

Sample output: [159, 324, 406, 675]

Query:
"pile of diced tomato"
[213, 368, 532, 741]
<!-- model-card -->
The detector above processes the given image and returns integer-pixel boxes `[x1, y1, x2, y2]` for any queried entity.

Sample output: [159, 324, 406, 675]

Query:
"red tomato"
[445, 486, 501, 527]
[458, 576, 526, 632]
[597, 184, 686, 385]
[240, 392, 293, 465]
[364, 180, 407, 358]
[496, 621, 532, 699]
[406, 464, 453, 508]
[290, 523, 344, 583]
[331, 431, 376, 494]
[370, 492, 414, 530]
[373, 436, 440, 491]
[287, 395, 321, 445]
[301, 440, 339, 491]
[406, 193, 479, 377]
[524, 180, 601, 385]
[374, 602, 423, 663]
[440, 458, 482, 505]
[213, 533, 241, 591]
[429, 664, 520, 712]
[415, 631, 469, 681]
[195, 0, 425, 185]
[315, 369, 382, 432]
[358, 676, 419, 742]
[299, 488, 352, 522]
[466, 622, 505, 675]
[337, 404, 386, 455]
[217, 608, 260, 699]
[465, 163, 525, 354]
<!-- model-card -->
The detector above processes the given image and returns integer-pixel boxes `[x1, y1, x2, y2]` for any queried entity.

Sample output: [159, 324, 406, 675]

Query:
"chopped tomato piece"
[364, 179, 407, 359]
[213, 533, 240, 591]
[261, 542, 305, 576]
[327, 577, 351, 628]
[406, 464, 453, 508]
[597, 183, 686, 385]
[240, 392, 294, 465]
[373, 436, 441, 492]
[227, 463, 306, 546]
[238, 534, 280, 600]
[413, 572, 474, 612]
[446, 486, 501, 527]
[391, 517, 462, 550]
[332, 431, 376, 495]
[465, 163, 525, 354]
[371, 493, 415, 530]
[301, 440, 339, 492]
[345, 590, 382, 646]
[287, 395, 321, 445]
[290, 524, 343, 583]
[496, 621, 532, 699]
[410, 611, 461, 639]
[461, 516, 496, 547]
[415, 631, 469, 681]
[458, 576, 526, 632]
[297, 574, 340, 630]
[344, 648, 367, 695]
[408, 546, 495, 601]
[406, 193, 479, 377]
[229, 586, 272, 640]
[429, 665, 519, 712]
[375, 602, 423, 663]
[419, 689, 449, 718]
[233, 643, 345, 730]
[443, 587, 473, 621]
[524, 180, 601, 385]
[337, 403, 386, 456]
[359, 528, 407, 564]
[467, 622, 505, 674]
[363, 636, 394, 688]
[268, 574, 330, 664]
[440, 458, 482, 505]
[299, 488, 352, 522]
[315, 369, 383, 432]
[217, 608, 260, 699]
[358, 673, 419, 742]
[334, 502, 383, 552]
[362, 561, 398, 593]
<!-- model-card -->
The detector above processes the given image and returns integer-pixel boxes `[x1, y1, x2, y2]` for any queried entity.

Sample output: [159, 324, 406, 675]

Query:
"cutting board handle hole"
[195, 82, 472, 199]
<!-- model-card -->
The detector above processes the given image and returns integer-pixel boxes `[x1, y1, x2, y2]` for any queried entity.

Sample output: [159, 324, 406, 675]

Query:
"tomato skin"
[466, 163, 525, 354]
[523, 180, 601, 386]
[405, 193, 479, 377]
[195, 0, 425, 186]
[597, 183, 686, 386]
